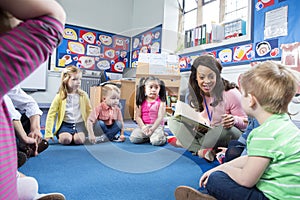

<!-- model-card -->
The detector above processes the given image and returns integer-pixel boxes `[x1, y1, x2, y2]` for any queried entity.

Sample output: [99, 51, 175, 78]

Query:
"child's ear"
[248, 94, 257, 108]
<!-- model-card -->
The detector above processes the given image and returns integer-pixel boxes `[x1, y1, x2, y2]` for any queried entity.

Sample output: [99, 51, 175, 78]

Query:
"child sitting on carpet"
[129, 76, 167, 146]
[0, 0, 65, 198]
[175, 61, 300, 200]
[87, 84, 125, 144]
[45, 66, 92, 145]
[17, 171, 65, 200]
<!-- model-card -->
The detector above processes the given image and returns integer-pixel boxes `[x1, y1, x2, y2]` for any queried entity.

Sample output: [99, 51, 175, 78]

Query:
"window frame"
[179, 0, 253, 54]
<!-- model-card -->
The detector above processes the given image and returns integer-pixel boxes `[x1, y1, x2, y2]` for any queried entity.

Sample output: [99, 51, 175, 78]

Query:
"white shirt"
[7, 85, 42, 117]
[3, 95, 22, 120]
[63, 93, 83, 123]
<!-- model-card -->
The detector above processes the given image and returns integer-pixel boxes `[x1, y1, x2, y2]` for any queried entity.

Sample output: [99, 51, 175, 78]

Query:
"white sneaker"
[34, 192, 65, 200]
[95, 135, 108, 143]
[112, 135, 123, 142]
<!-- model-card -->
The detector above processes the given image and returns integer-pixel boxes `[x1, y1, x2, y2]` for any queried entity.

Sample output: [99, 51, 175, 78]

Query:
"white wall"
[131, 0, 164, 35]
[57, 0, 133, 35]
[161, 0, 180, 54]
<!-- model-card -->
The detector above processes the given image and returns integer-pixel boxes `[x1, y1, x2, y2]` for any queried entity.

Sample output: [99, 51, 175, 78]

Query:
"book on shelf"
[174, 100, 211, 132]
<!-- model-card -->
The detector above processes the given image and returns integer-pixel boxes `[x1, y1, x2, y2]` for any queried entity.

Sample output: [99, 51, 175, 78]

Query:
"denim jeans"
[206, 171, 268, 200]
[94, 120, 122, 140]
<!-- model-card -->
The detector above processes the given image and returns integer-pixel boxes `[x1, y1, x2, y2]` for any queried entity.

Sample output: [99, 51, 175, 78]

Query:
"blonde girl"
[45, 66, 92, 145]
[129, 76, 167, 146]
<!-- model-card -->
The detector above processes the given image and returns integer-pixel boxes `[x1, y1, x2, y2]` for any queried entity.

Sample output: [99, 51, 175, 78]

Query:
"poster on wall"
[255, 39, 279, 59]
[281, 42, 300, 93]
[55, 24, 131, 73]
[131, 24, 162, 68]
[256, 0, 275, 11]
[264, 6, 288, 39]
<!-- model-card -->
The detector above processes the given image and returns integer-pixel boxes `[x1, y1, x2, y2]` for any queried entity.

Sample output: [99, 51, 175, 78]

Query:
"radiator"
[81, 76, 100, 97]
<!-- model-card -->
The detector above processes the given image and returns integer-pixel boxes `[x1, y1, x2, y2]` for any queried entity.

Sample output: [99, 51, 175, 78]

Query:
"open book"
[174, 100, 211, 132]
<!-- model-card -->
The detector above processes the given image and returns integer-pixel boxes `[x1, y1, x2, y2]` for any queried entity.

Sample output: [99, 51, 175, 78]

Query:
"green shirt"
[247, 114, 300, 200]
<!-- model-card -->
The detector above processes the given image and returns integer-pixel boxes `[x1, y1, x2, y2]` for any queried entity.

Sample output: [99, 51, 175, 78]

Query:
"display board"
[131, 24, 162, 68]
[55, 24, 131, 73]
[179, 0, 300, 70]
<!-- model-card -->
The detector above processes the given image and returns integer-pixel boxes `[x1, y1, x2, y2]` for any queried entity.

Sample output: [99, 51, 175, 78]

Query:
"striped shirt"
[247, 113, 300, 200]
[0, 16, 63, 199]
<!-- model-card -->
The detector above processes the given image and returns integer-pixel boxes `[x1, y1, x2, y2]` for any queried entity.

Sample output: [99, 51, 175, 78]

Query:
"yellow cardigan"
[45, 92, 92, 138]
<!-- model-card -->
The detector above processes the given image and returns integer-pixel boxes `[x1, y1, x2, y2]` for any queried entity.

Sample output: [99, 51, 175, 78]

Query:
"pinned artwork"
[131, 24, 162, 69]
[55, 24, 130, 73]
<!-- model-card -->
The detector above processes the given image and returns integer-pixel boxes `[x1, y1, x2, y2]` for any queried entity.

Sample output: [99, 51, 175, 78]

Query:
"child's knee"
[150, 136, 166, 146]
[58, 136, 72, 145]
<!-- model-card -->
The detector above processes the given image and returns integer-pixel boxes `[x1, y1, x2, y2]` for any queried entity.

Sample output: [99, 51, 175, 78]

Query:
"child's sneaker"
[175, 185, 216, 200]
[216, 151, 225, 164]
[95, 135, 109, 143]
[198, 148, 215, 162]
[37, 139, 49, 154]
[112, 135, 123, 142]
[17, 151, 27, 168]
[34, 192, 65, 200]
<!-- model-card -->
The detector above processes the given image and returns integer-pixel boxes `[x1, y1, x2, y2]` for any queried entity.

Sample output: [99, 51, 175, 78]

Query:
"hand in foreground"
[199, 168, 215, 188]
[221, 114, 235, 129]
[142, 125, 150, 136]
[23, 135, 38, 156]
[28, 130, 43, 143]
[120, 135, 126, 142]
[88, 134, 96, 144]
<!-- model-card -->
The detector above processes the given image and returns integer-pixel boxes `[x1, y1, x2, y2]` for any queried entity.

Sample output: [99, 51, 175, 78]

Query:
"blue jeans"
[94, 120, 122, 140]
[206, 171, 268, 200]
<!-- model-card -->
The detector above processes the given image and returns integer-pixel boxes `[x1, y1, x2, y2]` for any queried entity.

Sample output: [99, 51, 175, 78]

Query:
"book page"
[174, 101, 211, 130]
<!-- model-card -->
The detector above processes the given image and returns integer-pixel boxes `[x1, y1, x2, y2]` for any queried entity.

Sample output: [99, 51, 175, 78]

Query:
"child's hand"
[146, 128, 154, 136]
[120, 135, 126, 142]
[142, 125, 149, 135]
[88, 134, 96, 144]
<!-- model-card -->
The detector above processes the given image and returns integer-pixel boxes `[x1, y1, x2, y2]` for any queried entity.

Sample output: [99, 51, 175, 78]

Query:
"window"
[224, 0, 248, 22]
[202, 0, 216, 6]
[180, 0, 251, 50]
[177, 0, 198, 31]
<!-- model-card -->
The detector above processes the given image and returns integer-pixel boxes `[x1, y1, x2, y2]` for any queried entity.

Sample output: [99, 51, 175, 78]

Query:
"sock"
[17, 176, 39, 200]
[167, 137, 178, 146]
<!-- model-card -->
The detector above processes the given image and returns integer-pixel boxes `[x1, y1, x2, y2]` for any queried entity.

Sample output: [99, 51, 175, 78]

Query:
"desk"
[90, 79, 135, 120]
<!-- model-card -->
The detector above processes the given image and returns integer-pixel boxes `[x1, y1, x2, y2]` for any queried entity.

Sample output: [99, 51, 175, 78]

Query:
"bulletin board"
[55, 24, 131, 73]
[131, 24, 162, 68]
[178, 0, 300, 70]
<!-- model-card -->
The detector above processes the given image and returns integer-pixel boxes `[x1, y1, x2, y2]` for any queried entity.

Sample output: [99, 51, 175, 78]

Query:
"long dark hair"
[136, 76, 166, 107]
[188, 55, 224, 112]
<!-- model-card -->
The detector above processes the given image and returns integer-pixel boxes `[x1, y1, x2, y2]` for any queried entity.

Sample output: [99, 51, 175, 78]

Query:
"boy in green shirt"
[175, 61, 300, 200]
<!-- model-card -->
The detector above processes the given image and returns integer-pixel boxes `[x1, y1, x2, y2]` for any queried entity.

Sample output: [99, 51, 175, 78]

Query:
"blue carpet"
[19, 134, 218, 200]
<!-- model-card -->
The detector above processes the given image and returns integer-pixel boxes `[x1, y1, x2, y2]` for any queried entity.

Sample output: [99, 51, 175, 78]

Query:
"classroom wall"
[29, 0, 179, 104]
[57, 0, 133, 35]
